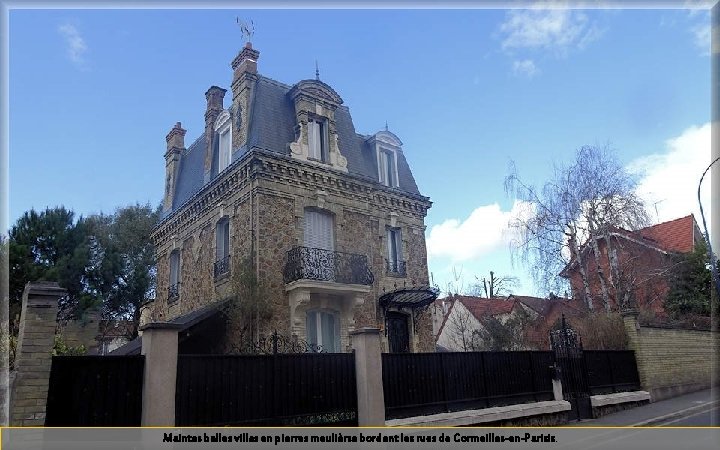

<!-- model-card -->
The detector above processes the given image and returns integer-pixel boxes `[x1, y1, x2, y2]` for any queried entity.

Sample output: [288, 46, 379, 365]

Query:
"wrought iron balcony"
[214, 255, 231, 280]
[168, 283, 180, 304]
[386, 259, 407, 277]
[283, 246, 374, 285]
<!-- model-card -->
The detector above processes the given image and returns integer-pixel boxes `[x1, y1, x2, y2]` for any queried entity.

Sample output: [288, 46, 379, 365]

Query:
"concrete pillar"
[10, 282, 63, 426]
[140, 322, 181, 426]
[350, 327, 385, 426]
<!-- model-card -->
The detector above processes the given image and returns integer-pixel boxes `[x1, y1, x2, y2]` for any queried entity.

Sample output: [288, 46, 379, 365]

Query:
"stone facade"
[145, 42, 435, 354]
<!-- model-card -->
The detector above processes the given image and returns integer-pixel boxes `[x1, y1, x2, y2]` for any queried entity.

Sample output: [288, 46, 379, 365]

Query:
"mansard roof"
[166, 75, 421, 218]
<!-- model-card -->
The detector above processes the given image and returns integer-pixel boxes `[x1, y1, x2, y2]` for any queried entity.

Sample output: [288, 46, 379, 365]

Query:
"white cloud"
[627, 123, 712, 232]
[427, 200, 533, 262]
[498, 8, 602, 57]
[512, 59, 539, 78]
[58, 24, 88, 68]
[690, 21, 710, 54]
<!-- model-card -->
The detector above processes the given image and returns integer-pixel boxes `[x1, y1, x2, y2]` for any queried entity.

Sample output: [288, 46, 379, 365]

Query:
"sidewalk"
[567, 389, 719, 426]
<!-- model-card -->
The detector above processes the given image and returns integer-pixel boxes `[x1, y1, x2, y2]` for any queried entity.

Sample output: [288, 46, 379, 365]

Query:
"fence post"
[350, 327, 385, 426]
[551, 363, 564, 402]
[140, 322, 182, 426]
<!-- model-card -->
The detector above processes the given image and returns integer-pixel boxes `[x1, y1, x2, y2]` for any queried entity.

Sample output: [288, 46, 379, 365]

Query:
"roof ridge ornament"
[236, 17, 255, 44]
[315, 60, 320, 80]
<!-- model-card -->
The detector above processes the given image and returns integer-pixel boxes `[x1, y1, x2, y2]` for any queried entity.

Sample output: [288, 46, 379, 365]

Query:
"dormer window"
[307, 116, 328, 163]
[215, 110, 232, 173]
[378, 148, 398, 187]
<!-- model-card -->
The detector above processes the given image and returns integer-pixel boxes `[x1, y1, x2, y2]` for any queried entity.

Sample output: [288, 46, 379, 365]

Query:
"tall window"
[307, 117, 328, 162]
[215, 218, 230, 279]
[216, 110, 232, 173]
[306, 310, 340, 352]
[387, 227, 404, 275]
[169, 250, 180, 303]
[304, 209, 334, 251]
[379, 149, 398, 187]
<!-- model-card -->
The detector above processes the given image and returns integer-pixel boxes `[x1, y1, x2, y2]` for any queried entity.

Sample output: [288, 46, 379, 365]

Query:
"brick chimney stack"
[230, 42, 260, 152]
[163, 122, 186, 213]
[204, 86, 227, 182]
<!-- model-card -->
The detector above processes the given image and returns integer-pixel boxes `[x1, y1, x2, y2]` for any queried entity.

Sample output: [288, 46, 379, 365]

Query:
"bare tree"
[505, 145, 649, 311]
[469, 271, 520, 298]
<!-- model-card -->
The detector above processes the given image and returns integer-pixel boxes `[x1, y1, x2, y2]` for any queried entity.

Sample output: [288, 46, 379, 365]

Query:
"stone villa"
[134, 40, 438, 354]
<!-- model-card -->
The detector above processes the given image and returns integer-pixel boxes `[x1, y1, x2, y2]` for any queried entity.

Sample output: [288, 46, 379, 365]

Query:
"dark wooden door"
[387, 312, 410, 353]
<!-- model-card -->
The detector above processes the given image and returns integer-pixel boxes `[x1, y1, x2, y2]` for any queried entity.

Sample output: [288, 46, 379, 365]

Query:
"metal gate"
[550, 315, 592, 421]
[45, 355, 145, 426]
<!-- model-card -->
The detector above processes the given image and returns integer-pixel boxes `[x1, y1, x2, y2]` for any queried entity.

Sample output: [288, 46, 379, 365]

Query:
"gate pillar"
[350, 327, 385, 426]
[9, 282, 63, 426]
[140, 322, 182, 426]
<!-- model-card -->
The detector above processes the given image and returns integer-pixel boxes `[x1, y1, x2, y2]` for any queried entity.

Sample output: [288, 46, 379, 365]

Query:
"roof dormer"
[287, 79, 348, 172]
[367, 130, 403, 188]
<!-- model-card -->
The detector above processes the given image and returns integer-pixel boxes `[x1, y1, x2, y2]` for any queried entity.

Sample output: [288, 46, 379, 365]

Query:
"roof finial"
[236, 18, 255, 44]
[385, 121, 389, 131]
[315, 60, 320, 80]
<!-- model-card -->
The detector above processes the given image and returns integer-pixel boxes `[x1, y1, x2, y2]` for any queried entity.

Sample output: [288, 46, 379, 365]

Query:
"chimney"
[231, 42, 260, 80]
[230, 42, 260, 152]
[204, 86, 227, 182]
[163, 122, 186, 213]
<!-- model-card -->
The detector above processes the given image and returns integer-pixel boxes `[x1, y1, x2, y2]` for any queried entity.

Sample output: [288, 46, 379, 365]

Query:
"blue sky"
[8, 7, 713, 297]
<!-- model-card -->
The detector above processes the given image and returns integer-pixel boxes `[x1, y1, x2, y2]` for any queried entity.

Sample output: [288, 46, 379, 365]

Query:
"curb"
[631, 400, 720, 426]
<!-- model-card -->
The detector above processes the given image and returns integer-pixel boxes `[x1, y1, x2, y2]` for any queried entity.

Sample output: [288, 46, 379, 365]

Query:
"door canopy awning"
[379, 285, 440, 310]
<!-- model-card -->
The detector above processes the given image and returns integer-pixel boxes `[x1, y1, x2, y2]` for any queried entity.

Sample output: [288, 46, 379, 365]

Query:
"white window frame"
[306, 309, 340, 353]
[377, 147, 399, 187]
[307, 116, 328, 162]
[215, 110, 232, 173]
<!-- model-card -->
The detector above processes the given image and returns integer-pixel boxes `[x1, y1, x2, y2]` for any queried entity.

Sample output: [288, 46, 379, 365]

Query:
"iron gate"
[550, 315, 592, 421]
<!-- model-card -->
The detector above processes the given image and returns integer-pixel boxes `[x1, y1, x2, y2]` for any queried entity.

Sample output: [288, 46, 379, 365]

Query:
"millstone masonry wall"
[150, 151, 434, 352]
[622, 309, 720, 401]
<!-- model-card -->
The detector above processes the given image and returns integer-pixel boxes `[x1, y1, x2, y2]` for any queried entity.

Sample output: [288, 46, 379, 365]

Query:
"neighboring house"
[559, 215, 703, 315]
[435, 296, 537, 351]
[124, 40, 437, 354]
[435, 294, 589, 351]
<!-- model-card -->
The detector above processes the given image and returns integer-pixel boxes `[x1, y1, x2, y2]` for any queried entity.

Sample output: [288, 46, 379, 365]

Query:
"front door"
[387, 312, 410, 353]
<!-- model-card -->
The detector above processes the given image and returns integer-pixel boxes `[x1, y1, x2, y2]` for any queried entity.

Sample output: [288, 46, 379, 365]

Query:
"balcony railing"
[168, 283, 180, 304]
[283, 246, 374, 285]
[386, 259, 407, 277]
[214, 255, 231, 280]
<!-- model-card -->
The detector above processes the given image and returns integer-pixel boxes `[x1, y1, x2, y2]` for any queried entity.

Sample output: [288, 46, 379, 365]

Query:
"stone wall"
[623, 310, 720, 401]
[60, 310, 100, 354]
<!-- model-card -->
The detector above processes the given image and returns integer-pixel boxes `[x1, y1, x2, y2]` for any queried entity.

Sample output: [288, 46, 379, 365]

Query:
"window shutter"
[379, 151, 388, 185]
[309, 121, 321, 159]
[304, 210, 333, 251]
[170, 252, 179, 285]
[321, 312, 336, 352]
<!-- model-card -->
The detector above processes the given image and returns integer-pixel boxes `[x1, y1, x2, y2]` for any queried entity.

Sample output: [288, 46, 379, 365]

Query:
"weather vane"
[236, 18, 255, 43]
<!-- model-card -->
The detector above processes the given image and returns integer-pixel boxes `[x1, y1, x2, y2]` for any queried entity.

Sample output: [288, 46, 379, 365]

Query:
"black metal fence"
[382, 351, 555, 419]
[175, 353, 357, 426]
[283, 246, 374, 285]
[584, 350, 641, 395]
[45, 355, 144, 426]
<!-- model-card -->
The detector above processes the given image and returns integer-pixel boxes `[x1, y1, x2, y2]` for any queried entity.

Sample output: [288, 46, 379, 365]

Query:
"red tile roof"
[456, 296, 519, 319]
[633, 214, 699, 254]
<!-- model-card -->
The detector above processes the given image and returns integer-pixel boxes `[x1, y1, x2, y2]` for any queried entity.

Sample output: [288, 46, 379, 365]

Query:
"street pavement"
[567, 388, 720, 426]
